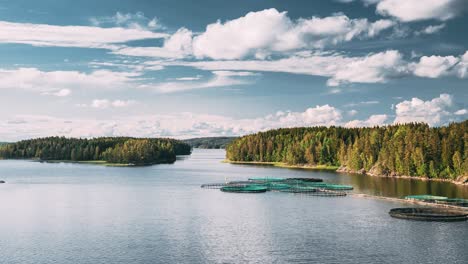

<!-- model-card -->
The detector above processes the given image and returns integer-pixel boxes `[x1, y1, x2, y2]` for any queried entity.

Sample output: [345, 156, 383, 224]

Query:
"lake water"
[0, 149, 466, 264]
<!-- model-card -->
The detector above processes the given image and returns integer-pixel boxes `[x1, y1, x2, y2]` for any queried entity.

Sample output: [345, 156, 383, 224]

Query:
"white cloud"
[79, 99, 136, 109]
[456, 51, 468, 78]
[347, 109, 358, 116]
[376, 0, 463, 22]
[0, 21, 167, 49]
[393, 94, 456, 126]
[0, 105, 343, 141]
[327, 50, 406, 86]
[138, 71, 256, 93]
[41, 89, 72, 97]
[344, 100, 380, 107]
[191, 8, 395, 60]
[345, 114, 388, 127]
[113, 27, 193, 58]
[168, 50, 406, 86]
[415, 24, 446, 35]
[0, 68, 139, 93]
[2, 95, 464, 141]
[411, 55, 460, 78]
[90, 12, 164, 30]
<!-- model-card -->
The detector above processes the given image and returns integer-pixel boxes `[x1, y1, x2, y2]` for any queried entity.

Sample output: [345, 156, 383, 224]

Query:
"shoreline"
[336, 167, 468, 186]
[223, 160, 338, 171]
[225, 160, 468, 186]
[0, 159, 176, 167]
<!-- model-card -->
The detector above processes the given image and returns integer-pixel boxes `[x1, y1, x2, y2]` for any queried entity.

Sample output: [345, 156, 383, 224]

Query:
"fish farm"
[389, 208, 468, 222]
[404, 195, 468, 208]
[201, 177, 352, 196]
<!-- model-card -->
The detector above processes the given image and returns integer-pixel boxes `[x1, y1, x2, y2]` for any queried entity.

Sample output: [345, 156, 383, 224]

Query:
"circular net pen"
[221, 185, 268, 193]
[404, 195, 448, 202]
[201, 183, 229, 189]
[279, 186, 320, 193]
[389, 208, 468, 222]
[434, 198, 468, 207]
[286, 178, 323, 182]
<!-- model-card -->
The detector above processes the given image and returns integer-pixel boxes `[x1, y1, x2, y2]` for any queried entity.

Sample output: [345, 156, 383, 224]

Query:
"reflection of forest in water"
[341, 173, 468, 199]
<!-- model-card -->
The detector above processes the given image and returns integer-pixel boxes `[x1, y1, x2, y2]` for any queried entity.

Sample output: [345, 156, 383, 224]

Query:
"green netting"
[221, 185, 268, 193]
[405, 195, 448, 201]
[286, 178, 323, 182]
[389, 208, 468, 222]
[267, 183, 292, 190]
[319, 184, 354, 191]
[279, 186, 319, 193]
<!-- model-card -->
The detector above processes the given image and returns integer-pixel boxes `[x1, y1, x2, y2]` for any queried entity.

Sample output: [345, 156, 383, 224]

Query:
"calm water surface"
[0, 149, 466, 264]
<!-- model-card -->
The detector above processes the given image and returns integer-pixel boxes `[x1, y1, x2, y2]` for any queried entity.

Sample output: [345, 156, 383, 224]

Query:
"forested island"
[226, 121, 468, 183]
[0, 137, 192, 166]
[183, 137, 237, 149]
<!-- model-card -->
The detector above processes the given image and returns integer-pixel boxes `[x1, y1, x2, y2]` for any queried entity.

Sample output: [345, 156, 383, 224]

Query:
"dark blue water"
[0, 149, 466, 264]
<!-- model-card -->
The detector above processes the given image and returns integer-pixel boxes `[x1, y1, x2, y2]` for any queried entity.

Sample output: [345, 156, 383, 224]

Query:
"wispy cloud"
[0, 20, 167, 49]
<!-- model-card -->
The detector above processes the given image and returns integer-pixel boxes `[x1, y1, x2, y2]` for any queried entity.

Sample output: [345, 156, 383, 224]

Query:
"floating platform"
[389, 207, 468, 222]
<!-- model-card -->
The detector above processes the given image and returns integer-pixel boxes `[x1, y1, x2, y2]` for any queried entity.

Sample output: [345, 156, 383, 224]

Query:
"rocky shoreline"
[337, 166, 468, 186]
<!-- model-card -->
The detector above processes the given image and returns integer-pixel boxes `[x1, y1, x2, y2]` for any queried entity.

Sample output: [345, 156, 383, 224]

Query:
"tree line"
[0, 137, 192, 165]
[226, 121, 468, 179]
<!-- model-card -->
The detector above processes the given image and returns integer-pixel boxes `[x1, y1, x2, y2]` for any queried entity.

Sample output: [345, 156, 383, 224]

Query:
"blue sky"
[0, 0, 467, 141]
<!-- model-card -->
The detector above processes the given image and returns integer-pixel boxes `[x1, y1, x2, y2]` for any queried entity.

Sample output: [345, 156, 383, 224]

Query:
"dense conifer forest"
[183, 137, 237, 149]
[226, 121, 468, 180]
[0, 137, 192, 166]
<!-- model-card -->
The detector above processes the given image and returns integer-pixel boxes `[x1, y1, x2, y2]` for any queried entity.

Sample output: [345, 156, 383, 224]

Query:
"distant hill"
[0, 142, 10, 146]
[184, 137, 237, 149]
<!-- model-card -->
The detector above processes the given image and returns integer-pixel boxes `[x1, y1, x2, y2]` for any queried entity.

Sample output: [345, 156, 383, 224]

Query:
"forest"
[0, 137, 192, 166]
[183, 137, 237, 149]
[226, 121, 468, 180]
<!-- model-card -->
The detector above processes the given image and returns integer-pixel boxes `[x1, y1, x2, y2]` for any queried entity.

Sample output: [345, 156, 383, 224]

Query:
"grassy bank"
[224, 160, 339, 171]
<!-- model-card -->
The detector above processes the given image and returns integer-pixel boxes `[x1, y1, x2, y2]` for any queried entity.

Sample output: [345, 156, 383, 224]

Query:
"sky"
[0, 0, 467, 141]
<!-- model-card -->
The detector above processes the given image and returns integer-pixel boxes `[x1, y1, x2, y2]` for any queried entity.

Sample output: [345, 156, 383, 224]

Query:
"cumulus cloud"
[0, 21, 167, 49]
[0, 105, 344, 141]
[393, 94, 458, 126]
[113, 27, 193, 58]
[345, 114, 388, 127]
[410, 52, 468, 78]
[376, 0, 464, 22]
[2, 94, 464, 141]
[167, 50, 407, 86]
[191, 9, 395, 59]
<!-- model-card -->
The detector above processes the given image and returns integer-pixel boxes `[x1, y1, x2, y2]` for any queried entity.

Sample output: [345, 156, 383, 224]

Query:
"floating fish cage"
[279, 186, 319, 193]
[202, 177, 354, 196]
[404, 195, 448, 202]
[200, 183, 229, 189]
[434, 198, 468, 207]
[389, 208, 468, 222]
[286, 178, 323, 182]
[221, 185, 268, 193]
